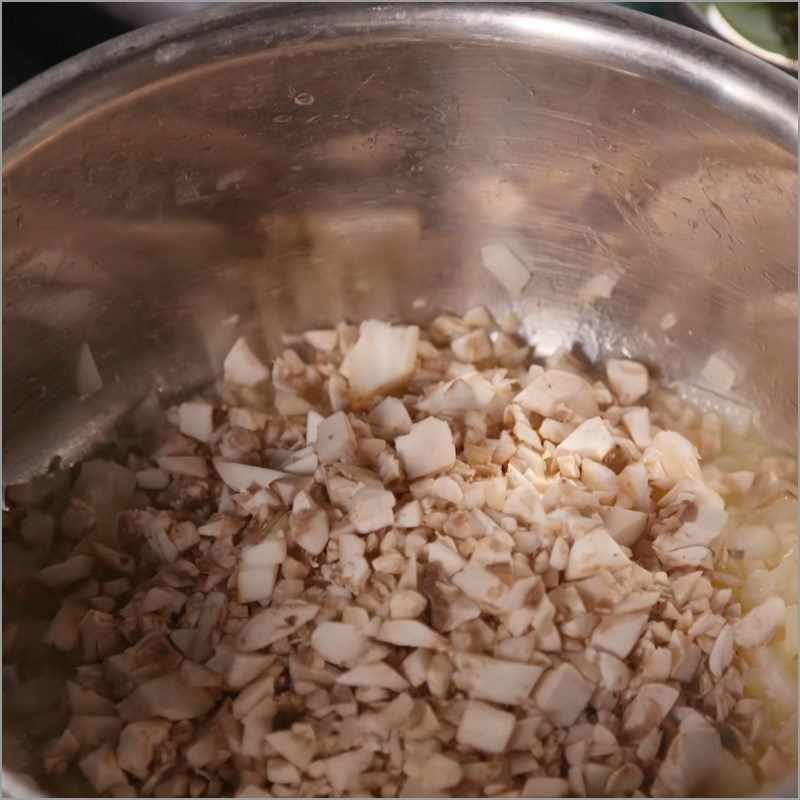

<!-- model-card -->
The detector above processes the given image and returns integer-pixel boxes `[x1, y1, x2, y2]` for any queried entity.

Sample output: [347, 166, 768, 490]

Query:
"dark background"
[2, 2, 215, 93]
[2, 2, 667, 95]
[3, 3, 128, 94]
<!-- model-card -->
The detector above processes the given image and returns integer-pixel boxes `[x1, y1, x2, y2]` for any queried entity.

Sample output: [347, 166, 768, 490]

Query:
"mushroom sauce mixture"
[3, 311, 797, 797]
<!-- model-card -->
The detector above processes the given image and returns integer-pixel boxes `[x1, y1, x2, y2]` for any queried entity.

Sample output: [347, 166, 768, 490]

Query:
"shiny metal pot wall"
[3, 3, 797, 485]
[1, 3, 797, 789]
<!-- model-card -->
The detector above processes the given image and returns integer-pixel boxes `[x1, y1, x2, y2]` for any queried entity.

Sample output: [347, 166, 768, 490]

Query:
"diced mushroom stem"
[456, 699, 516, 753]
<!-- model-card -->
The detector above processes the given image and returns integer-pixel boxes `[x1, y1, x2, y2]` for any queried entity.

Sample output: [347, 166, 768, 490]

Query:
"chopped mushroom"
[622, 406, 652, 448]
[337, 663, 409, 691]
[702, 352, 737, 392]
[223, 337, 269, 386]
[456, 699, 516, 753]
[579, 271, 619, 304]
[589, 613, 649, 659]
[43, 729, 80, 775]
[341, 320, 419, 400]
[38, 555, 95, 590]
[606, 359, 649, 405]
[481, 242, 532, 295]
[514, 369, 598, 422]
[238, 534, 287, 603]
[557, 417, 615, 460]
[266, 725, 316, 772]
[178, 401, 214, 443]
[599, 506, 648, 547]
[77, 342, 103, 397]
[623, 683, 679, 738]
[325, 747, 372, 794]
[653, 714, 724, 796]
[451, 329, 493, 363]
[377, 619, 447, 650]
[315, 411, 357, 463]
[79, 744, 127, 793]
[229, 407, 268, 431]
[303, 328, 338, 351]
[389, 588, 427, 619]
[213, 458, 289, 491]
[122, 671, 215, 721]
[533, 663, 594, 728]
[290, 508, 330, 554]
[311, 622, 367, 667]
[367, 397, 413, 439]
[565, 529, 632, 580]
[116, 720, 171, 780]
[395, 417, 456, 479]
[350, 487, 396, 533]
[136, 467, 169, 489]
[651, 430, 702, 485]
[414, 752, 464, 793]
[7, 313, 796, 798]
[709, 623, 735, 676]
[237, 603, 319, 652]
[156, 454, 208, 478]
[453, 652, 547, 705]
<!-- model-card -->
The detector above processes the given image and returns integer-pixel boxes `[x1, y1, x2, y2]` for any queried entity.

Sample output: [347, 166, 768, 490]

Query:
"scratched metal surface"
[1, 3, 798, 794]
[3, 2, 797, 482]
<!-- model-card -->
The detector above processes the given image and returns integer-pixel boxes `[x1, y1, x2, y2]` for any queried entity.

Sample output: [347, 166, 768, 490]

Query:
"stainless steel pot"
[2, 3, 797, 795]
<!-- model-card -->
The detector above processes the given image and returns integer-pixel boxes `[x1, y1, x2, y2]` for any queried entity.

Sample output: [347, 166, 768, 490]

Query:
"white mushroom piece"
[480, 242, 532, 295]
[310, 622, 367, 667]
[223, 337, 269, 386]
[456, 699, 516, 753]
[533, 663, 594, 728]
[453, 652, 547, 705]
[514, 368, 599, 422]
[556, 416, 615, 461]
[238, 603, 319, 652]
[565, 529, 632, 580]
[341, 320, 419, 400]
[367, 397, 412, 439]
[314, 410, 357, 463]
[605, 359, 649, 405]
[213, 458, 289, 492]
[178, 401, 214, 443]
[237, 534, 286, 603]
[395, 417, 456, 478]
[77, 342, 103, 397]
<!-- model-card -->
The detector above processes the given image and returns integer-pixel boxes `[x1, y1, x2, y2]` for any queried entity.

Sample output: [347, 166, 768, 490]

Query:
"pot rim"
[3, 2, 798, 160]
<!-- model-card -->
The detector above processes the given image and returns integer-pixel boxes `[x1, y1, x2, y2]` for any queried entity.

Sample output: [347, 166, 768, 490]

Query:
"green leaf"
[714, 2, 798, 60]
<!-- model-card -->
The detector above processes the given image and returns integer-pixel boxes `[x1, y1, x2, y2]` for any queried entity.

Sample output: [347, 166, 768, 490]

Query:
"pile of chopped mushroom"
[4, 310, 797, 798]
